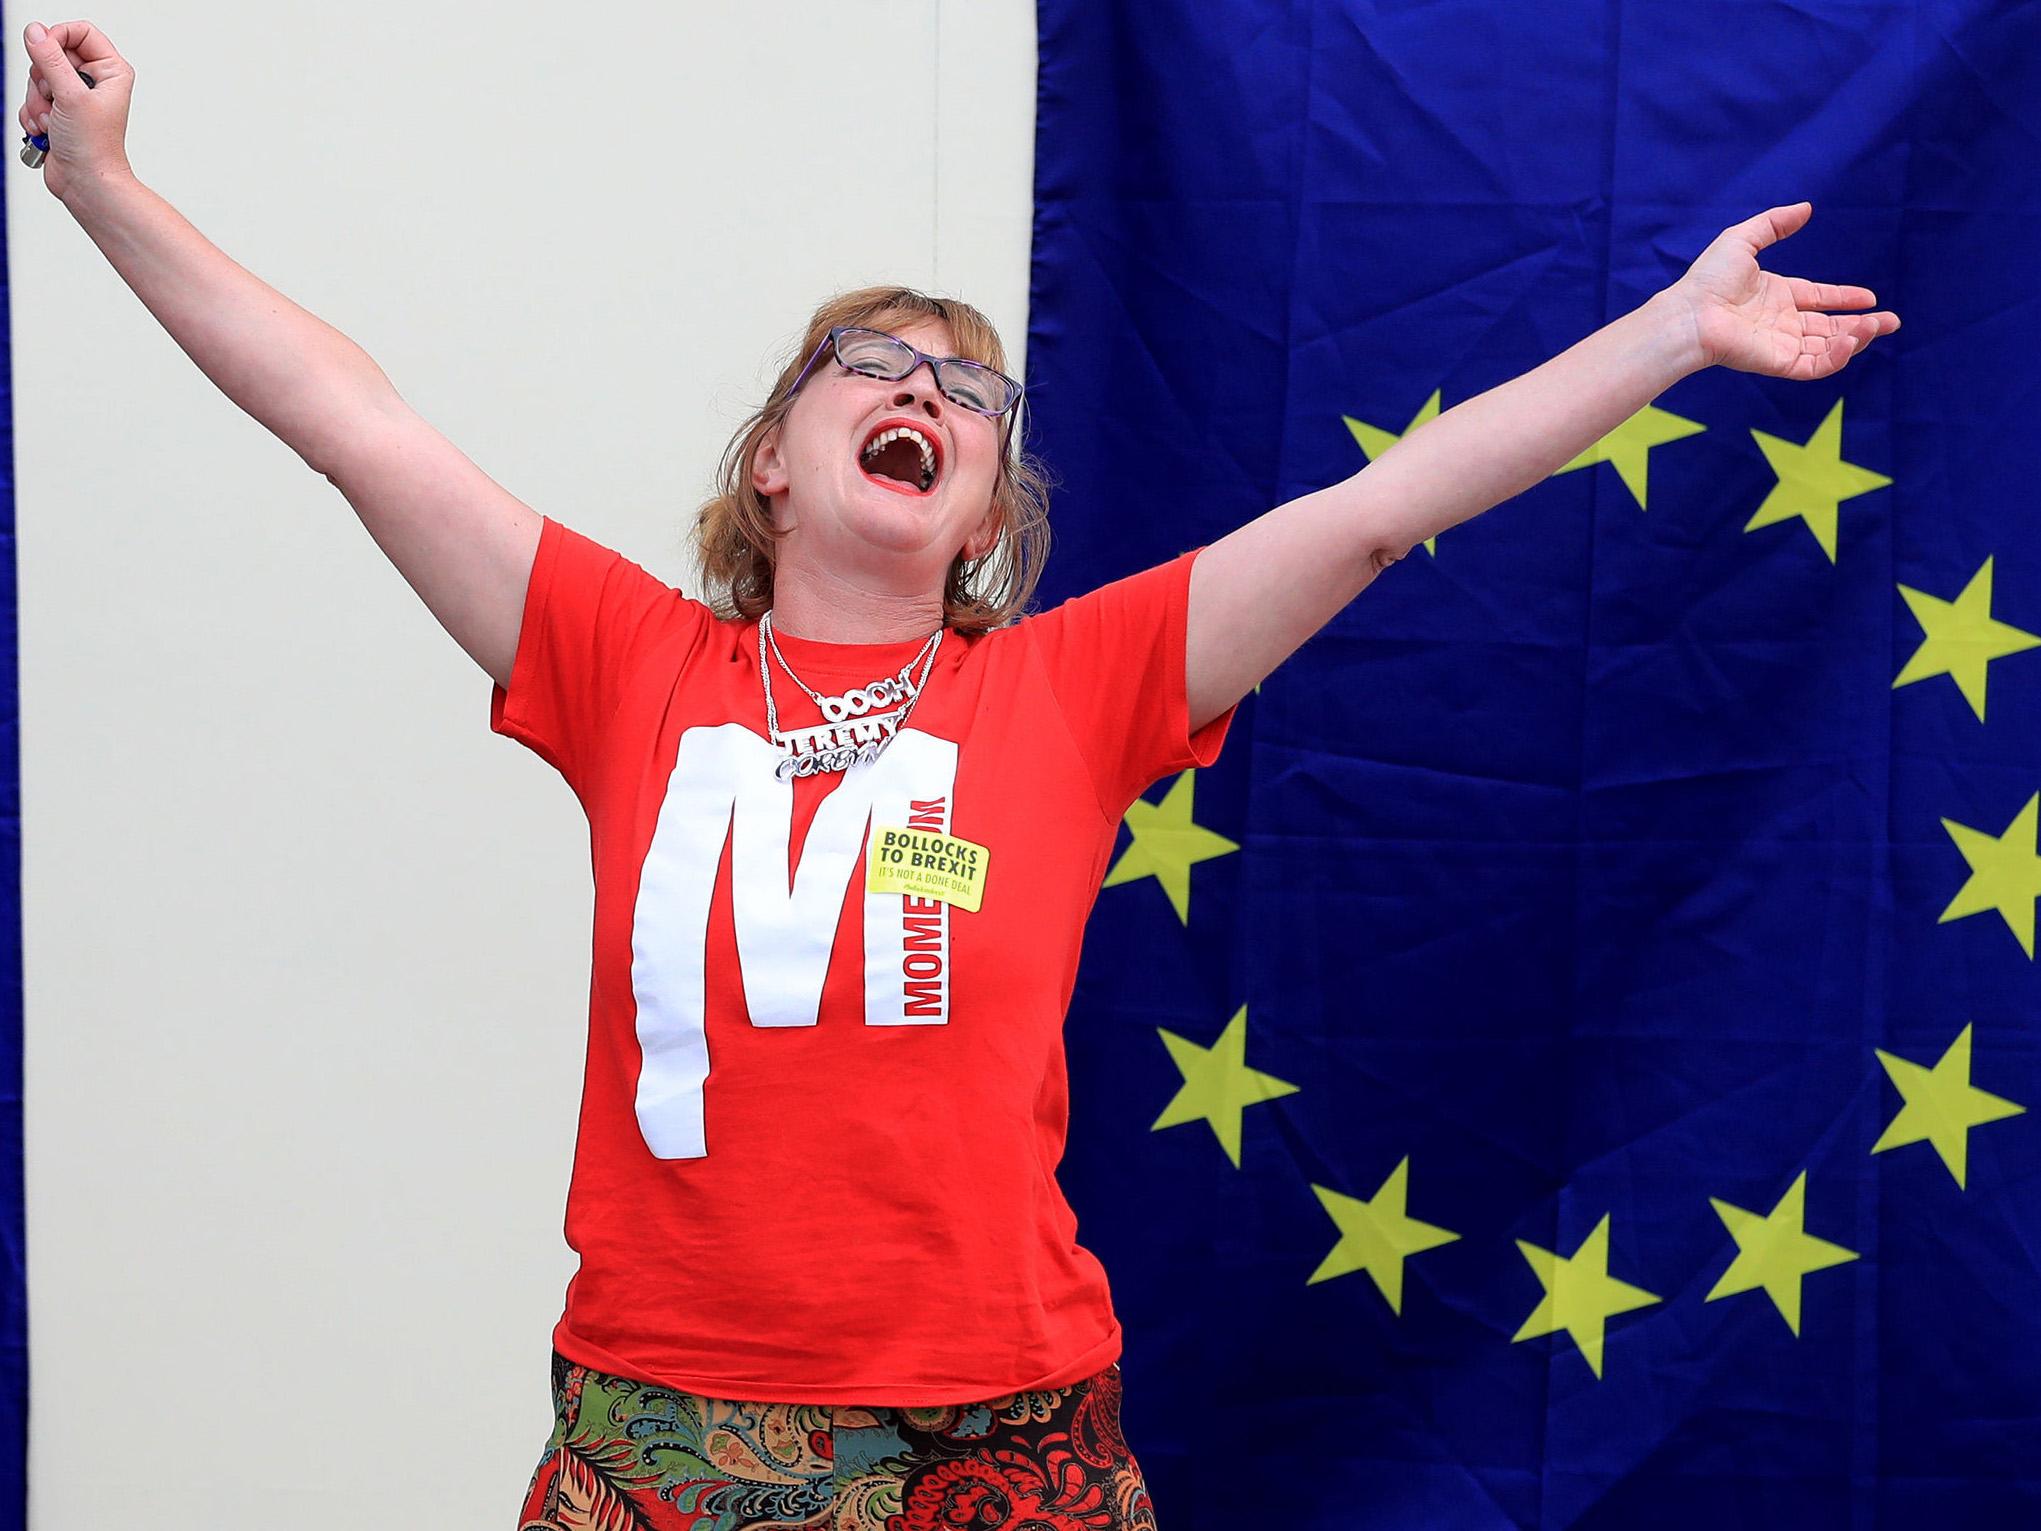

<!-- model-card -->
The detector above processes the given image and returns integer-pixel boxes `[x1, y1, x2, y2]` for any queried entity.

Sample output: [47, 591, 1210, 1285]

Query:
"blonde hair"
[692, 286, 1057, 636]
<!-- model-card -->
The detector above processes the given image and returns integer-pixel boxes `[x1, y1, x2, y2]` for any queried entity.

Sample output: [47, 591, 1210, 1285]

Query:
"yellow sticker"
[867, 825, 990, 913]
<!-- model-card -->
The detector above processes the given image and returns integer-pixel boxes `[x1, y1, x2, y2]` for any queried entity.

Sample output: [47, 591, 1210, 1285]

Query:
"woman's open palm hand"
[1669, 202, 1900, 380]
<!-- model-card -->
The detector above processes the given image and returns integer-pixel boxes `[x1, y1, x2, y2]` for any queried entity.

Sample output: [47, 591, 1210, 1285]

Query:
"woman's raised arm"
[20, 20, 540, 690]
[1183, 202, 1901, 733]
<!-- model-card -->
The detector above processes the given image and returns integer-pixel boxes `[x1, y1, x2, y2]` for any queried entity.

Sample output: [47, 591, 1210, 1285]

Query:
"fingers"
[20, 71, 50, 136]
[1783, 275, 1878, 311]
[1781, 275, 1902, 358]
[1830, 306, 1901, 343]
[22, 23, 84, 100]
[21, 20, 120, 100]
[1831, 312, 1894, 344]
[21, 19, 120, 138]
[1812, 313, 1900, 377]
[45, 21, 125, 68]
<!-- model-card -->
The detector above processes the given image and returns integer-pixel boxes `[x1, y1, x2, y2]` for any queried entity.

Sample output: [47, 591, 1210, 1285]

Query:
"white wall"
[5, 3, 1037, 1524]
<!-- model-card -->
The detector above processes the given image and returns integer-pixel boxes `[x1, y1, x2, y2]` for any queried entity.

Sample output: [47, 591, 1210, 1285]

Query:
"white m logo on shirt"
[629, 723, 960, 1159]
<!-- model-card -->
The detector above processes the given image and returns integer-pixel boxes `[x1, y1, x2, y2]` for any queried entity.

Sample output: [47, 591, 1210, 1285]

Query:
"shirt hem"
[548, 1316, 1124, 1407]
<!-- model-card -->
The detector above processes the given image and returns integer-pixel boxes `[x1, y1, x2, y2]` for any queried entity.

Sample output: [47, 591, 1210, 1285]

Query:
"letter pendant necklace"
[757, 612, 944, 781]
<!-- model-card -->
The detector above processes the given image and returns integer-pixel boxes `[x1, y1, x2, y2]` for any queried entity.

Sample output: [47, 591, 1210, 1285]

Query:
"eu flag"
[1030, 3, 2041, 1525]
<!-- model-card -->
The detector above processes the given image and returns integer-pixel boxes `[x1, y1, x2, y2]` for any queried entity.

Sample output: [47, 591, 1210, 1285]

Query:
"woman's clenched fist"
[20, 20, 134, 201]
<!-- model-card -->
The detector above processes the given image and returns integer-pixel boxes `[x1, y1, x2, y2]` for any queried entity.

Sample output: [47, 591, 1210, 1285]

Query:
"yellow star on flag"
[1704, 1170, 1858, 1336]
[1345, 390, 1445, 556]
[1895, 555, 2041, 723]
[1937, 792, 2041, 958]
[1551, 402, 1707, 510]
[1104, 769, 1239, 924]
[1152, 1004, 1299, 1169]
[1745, 397, 1893, 563]
[1512, 1214, 1661, 1379]
[1306, 1156, 1460, 1314]
[1872, 1023, 2025, 1189]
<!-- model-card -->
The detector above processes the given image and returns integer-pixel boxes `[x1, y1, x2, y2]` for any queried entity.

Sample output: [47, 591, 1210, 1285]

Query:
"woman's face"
[752, 317, 1005, 577]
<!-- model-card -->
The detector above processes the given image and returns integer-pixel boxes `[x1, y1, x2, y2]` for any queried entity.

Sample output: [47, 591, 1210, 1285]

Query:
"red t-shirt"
[489, 514, 1238, 1404]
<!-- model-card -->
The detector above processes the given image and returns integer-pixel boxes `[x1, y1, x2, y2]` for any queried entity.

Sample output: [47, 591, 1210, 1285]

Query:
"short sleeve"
[489, 514, 711, 799]
[1026, 545, 1239, 821]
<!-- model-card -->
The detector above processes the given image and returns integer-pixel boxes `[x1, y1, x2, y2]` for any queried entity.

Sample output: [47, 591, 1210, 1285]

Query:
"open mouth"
[857, 423, 940, 495]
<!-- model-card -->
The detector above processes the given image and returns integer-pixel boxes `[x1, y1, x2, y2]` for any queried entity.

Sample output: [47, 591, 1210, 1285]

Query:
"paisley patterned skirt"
[516, 1350, 1158, 1530]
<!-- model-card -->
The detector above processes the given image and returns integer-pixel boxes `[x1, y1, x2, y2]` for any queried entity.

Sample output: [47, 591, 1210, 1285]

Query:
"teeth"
[860, 426, 938, 490]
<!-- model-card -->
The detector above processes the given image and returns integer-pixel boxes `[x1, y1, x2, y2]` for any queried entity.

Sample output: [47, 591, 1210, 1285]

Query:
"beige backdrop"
[4, 3, 1037, 1523]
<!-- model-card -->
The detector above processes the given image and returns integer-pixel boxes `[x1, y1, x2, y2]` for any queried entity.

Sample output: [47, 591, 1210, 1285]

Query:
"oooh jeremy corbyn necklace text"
[756, 612, 945, 780]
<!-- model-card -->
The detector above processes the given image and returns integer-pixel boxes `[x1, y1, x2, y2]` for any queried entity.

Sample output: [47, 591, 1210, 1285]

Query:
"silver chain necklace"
[757, 612, 945, 781]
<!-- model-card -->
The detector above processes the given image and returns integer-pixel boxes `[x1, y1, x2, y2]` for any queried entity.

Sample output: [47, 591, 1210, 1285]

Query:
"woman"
[20, 19, 1898, 1531]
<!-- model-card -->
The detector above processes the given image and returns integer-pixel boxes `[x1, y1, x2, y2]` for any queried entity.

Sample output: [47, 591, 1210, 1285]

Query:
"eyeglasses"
[786, 326, 1025, 417]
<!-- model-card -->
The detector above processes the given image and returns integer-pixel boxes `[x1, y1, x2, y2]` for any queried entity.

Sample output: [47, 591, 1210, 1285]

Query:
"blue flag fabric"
[0, 135, 24, 1531]
[1029, 3, 2041, 1526]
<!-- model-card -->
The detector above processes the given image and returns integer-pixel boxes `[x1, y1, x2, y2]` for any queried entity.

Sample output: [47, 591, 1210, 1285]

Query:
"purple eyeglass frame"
[785, 325, 1025, 458]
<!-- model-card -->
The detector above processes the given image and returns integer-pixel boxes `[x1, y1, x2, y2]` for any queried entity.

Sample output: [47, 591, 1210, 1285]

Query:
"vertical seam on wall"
[932, 0, 942, 285]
